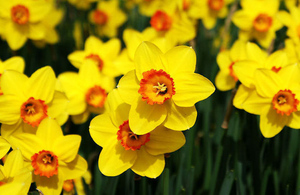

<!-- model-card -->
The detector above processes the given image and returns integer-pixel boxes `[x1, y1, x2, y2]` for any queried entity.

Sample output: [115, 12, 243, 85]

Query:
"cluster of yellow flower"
[215, 0, 300, 138]
[0, 0, 299, 194]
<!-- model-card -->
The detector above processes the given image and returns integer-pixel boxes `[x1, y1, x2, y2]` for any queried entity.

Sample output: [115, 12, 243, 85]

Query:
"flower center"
[150, 11, 172, 31]
[271, 66, 281, 73]
[208, 0, 224, 11]
[20, 97, 48, 127]
[229, 61, 238, 81]
[85, 85, 107, 108]
[117, 120, 150, 151]
[272, 89, 299, 116]
[63, 180, 74, 192]
[31, 150, 59, 178]
[138, 69, 175, 105]
[93, 10, 108, 25]
[85, 54, 104, 71]
[11, 5, 30, 25]
[253, 14, 272, 32]
[183, 0, 191, 10]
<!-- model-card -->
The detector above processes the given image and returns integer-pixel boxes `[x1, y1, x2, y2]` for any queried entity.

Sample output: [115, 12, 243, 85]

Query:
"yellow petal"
[60, 155, 88, 180]
[1, 69, 28, 97]
[99, 38, 121, 59]
[5, 22, 27, 50]
[36, 118, 63, 148]
[217, 51, 231, 71]
[202, 15, 217, 30]
[47, 91, 69, 119]
[164, 46, 196, 75]
[99, 137, 136, 176]
[68, 51, 86, 69]
[0, 137, 10, 159]
[9, 134, 43, 160]
[288, 112, 300, 129]
[259, 106, 289, 138]
[2, 56, 25, 73]
[232, 10, 253, 30]
[27, 0, 51, 22]
[232, 60, 259, 88]
[246, 42, 267, 62]
[4, 149, 23, 178]
[215, 71, 236, 91]
[89, 113, 118, 147]
[117, 70, 140, 105]
[26, 66, 56, 104]
[233, 84, 251, 110]
[10, 168, 32, 195]
[163, 101, 197, 130]
[277, 11, 292, 26]
[145, 126, 185, 156]
[264, 50, 288, 69]
[33, 173, 63, 195]
[84, 36, 103, 52]
[254, 69, 282, 98]
[53, 135, 81, 163]
[27, 23, 45, 40]
[129, 97, 167, 135]
[131, 147, 165, 178]
[134, 42, 167, 80]
[124, 28, 144, 60]
[0, 95, 22, 125]
[242, 89, 271, 115]
[229, 40, 247, 61]
[0, 181, 30, 195]
[172, 73, 215, 107]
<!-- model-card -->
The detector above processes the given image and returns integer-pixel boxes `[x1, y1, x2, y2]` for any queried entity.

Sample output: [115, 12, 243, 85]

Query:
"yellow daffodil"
[58, 60, 115, 124]
[136, 0, 167, 16]
[0, 56, 25, 95]
[180, 0, 233, 29]
[68, 36, 122, 77]
[0, 66, 68, 137]
[0, 0, 51, 50]
[232, 42, 289, 109]
[215, 40, 247, 91]
[284, 0, 297, 10]
[33, 7, 64, 48]
[90, 89, 185, 178]
[239, 65, 300, 137]
[149, 6, 196, 44]
[118, 42, 215, 134]
[0, 149, 32, 195]
[9, 118, 88, 195]
[89, 0, 127, 38]
[232, 0, 283, 48]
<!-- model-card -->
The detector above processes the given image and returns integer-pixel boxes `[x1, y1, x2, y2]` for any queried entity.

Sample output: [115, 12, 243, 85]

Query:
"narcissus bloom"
[9, 118, 88, 195]
[215, 40, 247, 91]
[180, 0, 234, 29]
[149, 7, 196, 44]
[0, 66, 68, 136]
[0, 137, 11, 159]
[58, 60, 115, 124]
[68, 36, 122, 77]
[0, 150, 32, 195]
[90, 90, 185, 178]
[238, 65, 300, 137]
[232, 0, 283, 48]
[0, 56, 25, 95]
[62, 171, 91, 195]
[0, 0, 51, 50]
[118, 42, 215, 134]
[283, 38, 300, 64]
[89, 0, 127, 38]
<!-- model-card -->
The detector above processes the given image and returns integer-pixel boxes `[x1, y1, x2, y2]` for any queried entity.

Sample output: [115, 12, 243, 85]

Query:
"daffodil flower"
[232, 0, 283, 48]
[68, 36, 122, 77]
[88, 0, 127, 38]
[58, 60, 115, 124]
[0, 0, 51, 50]
[239, 65, 300, 137]
[90, 89, 185, 178]
[118, 42, 215, 134]
[0, 66, 68, 136]
[9, 118, 88, 195]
